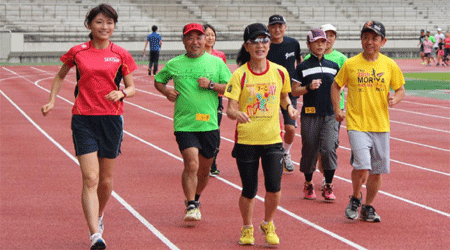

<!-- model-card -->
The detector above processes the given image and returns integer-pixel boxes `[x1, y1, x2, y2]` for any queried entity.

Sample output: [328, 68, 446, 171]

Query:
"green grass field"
[404, 72, 450, 90]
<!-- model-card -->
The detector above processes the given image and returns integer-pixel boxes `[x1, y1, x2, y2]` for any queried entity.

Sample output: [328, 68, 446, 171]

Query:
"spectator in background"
[303, 23, 348, 192]
[154, 23, 231, 222]
[434, 28, 446, 66]
[225, 23, 298, 246]
[331, 21, 405, 223]
[423, 35, 434, 66]
[443, 31, 450, 66]
[436, 42, 445, 67]
[143, 25, 162, 75]
[433, 28, 445, 66]
[266, 14, 302, 173]
[203, 23, 226, 176]
[426, 31, 436, 64]
[417, 29, 426, 65]
[41, 4, 137, 249]
[291, 29, 340, 201]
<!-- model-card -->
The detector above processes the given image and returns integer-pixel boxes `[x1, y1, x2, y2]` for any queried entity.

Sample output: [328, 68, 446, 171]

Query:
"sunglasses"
[247, 37, 271, 44]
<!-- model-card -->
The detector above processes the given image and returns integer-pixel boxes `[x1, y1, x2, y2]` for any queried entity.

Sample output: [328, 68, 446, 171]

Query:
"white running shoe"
[184, 204, 201, 221]
[90, 233, 106, 250]
[98, 214, 104, 235]
[282, 153, 295, 172]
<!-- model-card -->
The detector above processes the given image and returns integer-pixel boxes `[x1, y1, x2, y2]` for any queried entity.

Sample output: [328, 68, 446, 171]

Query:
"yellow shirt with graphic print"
[224, 60, 291, 145]
[334, 53, 405, 132]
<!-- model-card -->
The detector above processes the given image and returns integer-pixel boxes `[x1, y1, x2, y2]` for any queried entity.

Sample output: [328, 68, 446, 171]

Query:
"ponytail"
[236, 44, 250, 66]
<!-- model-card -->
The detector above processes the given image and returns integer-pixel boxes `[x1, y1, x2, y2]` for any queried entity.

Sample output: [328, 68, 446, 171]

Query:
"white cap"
[437, 28, 442, 31]
[321, 23, 337, 33]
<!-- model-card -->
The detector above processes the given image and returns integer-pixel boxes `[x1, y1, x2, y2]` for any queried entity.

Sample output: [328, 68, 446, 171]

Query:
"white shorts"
[348, 130, 390, 174]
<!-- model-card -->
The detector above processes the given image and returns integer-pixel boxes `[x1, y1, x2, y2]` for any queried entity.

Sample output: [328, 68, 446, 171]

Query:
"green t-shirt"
[428, 35, 436, 43]
[155, 53, 232, 132]
[304, 49, 348, 109]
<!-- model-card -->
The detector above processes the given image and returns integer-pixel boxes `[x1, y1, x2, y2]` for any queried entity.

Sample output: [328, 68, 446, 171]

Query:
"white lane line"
[0, 90, 180, 250]
[8, 68, 450, 248]
[389, 107, 450, 120]
[123, 127, 368, 250]
[18, 71, 368, 249]
[401, 100, 450, 110]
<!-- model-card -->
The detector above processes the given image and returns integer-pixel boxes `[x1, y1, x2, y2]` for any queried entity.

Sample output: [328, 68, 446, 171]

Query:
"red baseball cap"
[183, 23, 204, 35]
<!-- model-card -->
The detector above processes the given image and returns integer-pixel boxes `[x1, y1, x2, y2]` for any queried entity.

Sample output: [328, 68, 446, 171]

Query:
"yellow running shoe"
[239, 226, 255, 245]
[259, 221, 279, 245]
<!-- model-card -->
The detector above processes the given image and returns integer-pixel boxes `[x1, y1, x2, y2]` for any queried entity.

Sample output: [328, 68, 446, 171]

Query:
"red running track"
[1, 59, 449, 249]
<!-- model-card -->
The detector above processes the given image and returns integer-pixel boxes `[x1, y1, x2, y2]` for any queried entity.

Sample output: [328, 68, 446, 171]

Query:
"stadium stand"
[0, 0, 449, 62]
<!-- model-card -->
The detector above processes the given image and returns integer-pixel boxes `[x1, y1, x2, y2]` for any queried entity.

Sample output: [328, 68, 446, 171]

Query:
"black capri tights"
[232, 143, 284, 199]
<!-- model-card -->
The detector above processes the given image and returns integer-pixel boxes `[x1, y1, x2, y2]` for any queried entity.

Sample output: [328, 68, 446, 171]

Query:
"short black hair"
[152, 25, 158, 32]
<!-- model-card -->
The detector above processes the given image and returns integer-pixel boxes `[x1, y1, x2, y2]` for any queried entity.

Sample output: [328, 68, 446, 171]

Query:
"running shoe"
[360, 205, 381, 222]
[98, 214, 104, 235]
[303, 183, 316, 200]
[209, 169, 220, 176]
[321, 184, 336, 201]
[259, 221, 279, 245]
[184, 204, 201, 221]
[282, 153, 295, 172]
[239, 226, 255, 245]
[90, 233, 106, 250]
[421, 61, 426, 65]
[345, 194, 362, 220]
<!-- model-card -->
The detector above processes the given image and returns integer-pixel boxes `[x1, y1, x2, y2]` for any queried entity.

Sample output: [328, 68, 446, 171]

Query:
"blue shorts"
[71, 115, 123, 159]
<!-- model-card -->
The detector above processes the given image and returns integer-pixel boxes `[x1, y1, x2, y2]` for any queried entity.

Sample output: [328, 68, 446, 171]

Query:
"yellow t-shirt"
[224, 60, 291, 145]
[334, 53, 405, 132]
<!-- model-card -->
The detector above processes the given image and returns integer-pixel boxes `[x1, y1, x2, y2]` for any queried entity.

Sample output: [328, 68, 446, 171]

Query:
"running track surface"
[1, 59, 449, 249]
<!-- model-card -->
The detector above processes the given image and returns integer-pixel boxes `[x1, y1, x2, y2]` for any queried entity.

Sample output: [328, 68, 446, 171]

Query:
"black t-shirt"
[293, 54, 340, 116]
[419, 34, 426, 48]
[267, 36, 302, 85]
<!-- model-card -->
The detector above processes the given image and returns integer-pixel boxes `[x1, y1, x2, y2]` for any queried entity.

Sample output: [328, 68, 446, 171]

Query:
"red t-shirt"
[210, 49, 227, 97]
[61, 41, 137, 115]
[210, 49, 227, 64]
[445, 37, 450, 49]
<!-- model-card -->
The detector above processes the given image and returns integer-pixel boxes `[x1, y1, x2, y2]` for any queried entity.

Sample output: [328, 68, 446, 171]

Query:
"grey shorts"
[348, 130, 390, 174]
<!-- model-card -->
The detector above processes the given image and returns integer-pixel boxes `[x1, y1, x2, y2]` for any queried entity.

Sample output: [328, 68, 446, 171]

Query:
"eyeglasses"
[247, 37, 271, 44]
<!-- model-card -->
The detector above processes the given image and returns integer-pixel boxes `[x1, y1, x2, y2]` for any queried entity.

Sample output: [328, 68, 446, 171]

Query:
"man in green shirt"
[303, 24, 348, 189]
[154, 23, 232, 222]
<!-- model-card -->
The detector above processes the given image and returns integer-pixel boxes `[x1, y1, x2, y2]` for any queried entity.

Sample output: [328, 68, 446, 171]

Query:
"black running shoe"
[361, 205, 381, 222]
[345, 194, 362, 220]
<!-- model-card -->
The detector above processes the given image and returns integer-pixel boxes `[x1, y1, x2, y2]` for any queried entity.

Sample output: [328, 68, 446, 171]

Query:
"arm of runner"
[388, 85, 405, 107]
[198, 77, 226, 94]
[331, 81, 345, 122]
[143, 40, 149, 55]
[105, 73, 136, 102]
[280, 92, 299, 120]
[226, 98, 250, 123]
[155, 80, 179, 102]
[41, 64, 71, 116]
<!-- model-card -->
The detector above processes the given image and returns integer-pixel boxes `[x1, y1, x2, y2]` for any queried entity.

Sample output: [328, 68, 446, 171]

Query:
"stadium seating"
[1, 0, 448, 43]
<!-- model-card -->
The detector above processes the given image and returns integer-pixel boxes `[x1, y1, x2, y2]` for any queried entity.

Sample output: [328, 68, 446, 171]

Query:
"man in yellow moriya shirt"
[331, 21, 405, 223]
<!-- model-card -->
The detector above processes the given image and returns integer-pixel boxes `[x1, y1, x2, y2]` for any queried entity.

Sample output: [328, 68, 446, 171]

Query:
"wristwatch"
[209, 81, 215, 90]
[121, 89, 128, 98]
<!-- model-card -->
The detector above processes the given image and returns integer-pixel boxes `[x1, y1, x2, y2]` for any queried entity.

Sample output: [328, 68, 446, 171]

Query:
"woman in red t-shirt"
[443, 32, 450, 66]
[41, 4, 136, 249]
[203, 24, 227, 176]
